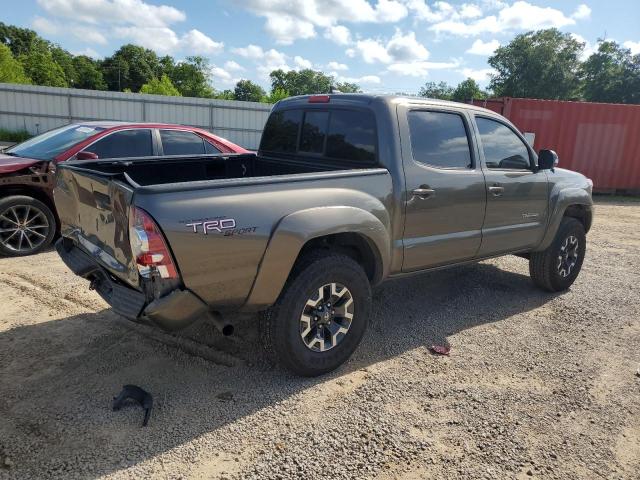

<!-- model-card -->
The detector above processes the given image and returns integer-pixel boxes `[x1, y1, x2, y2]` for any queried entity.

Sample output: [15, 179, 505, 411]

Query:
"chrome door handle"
[488, 185, 504, 196]
[412, 187, 435, 199]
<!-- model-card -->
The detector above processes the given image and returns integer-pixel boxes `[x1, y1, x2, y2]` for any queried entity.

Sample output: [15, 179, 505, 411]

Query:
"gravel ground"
[0, 198, 639, 480]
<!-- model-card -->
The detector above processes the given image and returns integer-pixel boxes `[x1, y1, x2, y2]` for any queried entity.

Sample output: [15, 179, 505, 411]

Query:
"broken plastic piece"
[429, 345, 451, 356]
[113, 385, 153, 427]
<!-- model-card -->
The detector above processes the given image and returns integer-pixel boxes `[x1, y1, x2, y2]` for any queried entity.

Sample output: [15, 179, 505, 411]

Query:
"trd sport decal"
[184, 218, 257, 236]
[186, 218, 236, 234]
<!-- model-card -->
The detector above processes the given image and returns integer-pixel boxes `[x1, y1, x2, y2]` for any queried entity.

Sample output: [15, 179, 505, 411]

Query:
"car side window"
[160, 130, 206, 155]
[408, 110, 472, 169]
[204, 140, 221, 154]
[476, 117, 531, 170]
[84, 129, 153, 158]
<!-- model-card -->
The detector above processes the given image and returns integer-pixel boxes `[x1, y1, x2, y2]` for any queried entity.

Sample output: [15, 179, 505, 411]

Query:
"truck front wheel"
[529, 217, 586, 292]
[261, 252, 372, 377]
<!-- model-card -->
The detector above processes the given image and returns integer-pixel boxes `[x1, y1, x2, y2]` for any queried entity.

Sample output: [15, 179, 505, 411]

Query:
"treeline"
[1, 22, 639, 105]
[419, 29, 640, 105]
[0, 22, 360, 103]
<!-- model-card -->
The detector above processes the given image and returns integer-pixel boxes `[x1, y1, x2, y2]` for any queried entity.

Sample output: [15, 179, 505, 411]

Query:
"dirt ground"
[1, 198, 639, 480]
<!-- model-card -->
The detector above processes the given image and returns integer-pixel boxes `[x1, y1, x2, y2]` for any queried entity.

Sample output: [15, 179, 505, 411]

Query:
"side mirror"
[76, 151, 98, 160]
[538, 149, 558, 171]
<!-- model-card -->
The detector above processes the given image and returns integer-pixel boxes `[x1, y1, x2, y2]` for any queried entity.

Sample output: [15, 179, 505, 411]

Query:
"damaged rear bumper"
[56, 239, 207, 330]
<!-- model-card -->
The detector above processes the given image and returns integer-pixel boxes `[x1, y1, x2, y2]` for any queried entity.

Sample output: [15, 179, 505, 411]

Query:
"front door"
[399, 106, 487, 272]
[472, 115, 549, 256]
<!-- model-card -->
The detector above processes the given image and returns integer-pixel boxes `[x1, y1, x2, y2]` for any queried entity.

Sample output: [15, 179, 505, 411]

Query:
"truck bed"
[63, 153, 355, 188]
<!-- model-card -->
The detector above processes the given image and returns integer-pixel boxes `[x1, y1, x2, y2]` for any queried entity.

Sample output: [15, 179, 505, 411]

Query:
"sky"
[2, 0, 640, 94]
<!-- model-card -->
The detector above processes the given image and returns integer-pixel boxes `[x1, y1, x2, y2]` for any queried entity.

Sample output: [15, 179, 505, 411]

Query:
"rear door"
[399, 105, 486, 271]
[472, 115, 549, 256]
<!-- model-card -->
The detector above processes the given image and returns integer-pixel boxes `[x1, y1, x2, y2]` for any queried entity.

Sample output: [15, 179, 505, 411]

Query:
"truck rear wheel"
[529, 217, 586, 292]
[0, 195, 56, 257]
[261, 252, 372, 377]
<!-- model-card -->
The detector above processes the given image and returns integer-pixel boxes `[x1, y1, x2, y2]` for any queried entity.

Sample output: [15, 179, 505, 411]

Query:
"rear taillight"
[129, 206, 178, 279]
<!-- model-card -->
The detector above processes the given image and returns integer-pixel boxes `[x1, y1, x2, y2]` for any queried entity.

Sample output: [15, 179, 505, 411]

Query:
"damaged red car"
[0, 122, 248, 256]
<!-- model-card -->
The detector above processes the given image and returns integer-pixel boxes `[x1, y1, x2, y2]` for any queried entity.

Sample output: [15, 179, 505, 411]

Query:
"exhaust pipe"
[207, 312, 234, 336]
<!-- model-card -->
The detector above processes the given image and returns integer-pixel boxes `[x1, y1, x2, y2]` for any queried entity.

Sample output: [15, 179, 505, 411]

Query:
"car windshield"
[6, 124, 106, 160]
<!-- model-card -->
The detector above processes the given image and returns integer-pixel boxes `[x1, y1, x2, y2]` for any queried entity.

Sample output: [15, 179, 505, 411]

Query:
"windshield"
[6, 124, 106, 160]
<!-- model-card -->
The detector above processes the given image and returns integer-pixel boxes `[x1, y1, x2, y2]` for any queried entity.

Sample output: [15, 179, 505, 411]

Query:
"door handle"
[488, 185, 504, 196]
[412, 187, 435, 199]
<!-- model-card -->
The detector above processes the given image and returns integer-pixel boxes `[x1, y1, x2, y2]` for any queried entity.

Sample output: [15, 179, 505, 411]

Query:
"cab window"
[408, 111, 472, 169]
[476, 117, 531, 170]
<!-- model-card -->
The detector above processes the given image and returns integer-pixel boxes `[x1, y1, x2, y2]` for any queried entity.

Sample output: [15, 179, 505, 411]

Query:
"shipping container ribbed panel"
[470, 97, 640, 192]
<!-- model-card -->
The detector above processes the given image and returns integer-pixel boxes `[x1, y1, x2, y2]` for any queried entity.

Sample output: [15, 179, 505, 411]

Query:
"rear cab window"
[408, 110, 473, 169]
[259, 108, 377, 165]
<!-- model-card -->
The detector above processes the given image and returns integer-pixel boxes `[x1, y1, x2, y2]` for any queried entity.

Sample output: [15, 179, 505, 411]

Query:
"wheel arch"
[535, 187, 593, 252]
[243, 206, 391, 311]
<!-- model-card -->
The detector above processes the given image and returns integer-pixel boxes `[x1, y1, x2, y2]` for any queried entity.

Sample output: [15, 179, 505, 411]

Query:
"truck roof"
[276, 93, 498, 115]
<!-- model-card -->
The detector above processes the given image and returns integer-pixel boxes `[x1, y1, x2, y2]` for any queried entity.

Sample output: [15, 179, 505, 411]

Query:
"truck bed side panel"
[135, 170, 393, 310]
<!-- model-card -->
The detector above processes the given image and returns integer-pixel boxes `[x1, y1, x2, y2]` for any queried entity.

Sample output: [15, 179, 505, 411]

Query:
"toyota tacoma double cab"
[54, 94, 593, 376]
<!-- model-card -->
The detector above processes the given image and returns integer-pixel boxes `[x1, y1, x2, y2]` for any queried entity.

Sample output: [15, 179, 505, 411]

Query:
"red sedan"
[0, 122, 248, 256]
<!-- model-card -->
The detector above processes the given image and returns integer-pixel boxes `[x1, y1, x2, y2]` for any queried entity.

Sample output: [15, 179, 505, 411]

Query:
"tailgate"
[54, 164, 138, 287]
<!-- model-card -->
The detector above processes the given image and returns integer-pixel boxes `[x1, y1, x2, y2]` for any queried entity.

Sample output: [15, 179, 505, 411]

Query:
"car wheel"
[529, 217, 586, 292]
[260, 251, 372, 377]
[0, 196, 56, 257]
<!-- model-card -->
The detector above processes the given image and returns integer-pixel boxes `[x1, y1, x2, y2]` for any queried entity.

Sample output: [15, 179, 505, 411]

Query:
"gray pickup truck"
[55, 94, 593, 376]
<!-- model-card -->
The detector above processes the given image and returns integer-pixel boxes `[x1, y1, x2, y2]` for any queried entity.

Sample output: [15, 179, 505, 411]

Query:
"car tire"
[0, 195, 56, 257]
[529, 217, 586, 292]
[260, 251, 372, 377]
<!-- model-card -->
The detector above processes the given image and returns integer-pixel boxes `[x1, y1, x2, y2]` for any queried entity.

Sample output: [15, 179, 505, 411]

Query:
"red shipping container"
[470, 97, 640, 192]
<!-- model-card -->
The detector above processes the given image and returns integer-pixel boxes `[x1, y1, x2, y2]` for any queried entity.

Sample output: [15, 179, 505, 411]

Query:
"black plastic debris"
[113, 385, 153, 427]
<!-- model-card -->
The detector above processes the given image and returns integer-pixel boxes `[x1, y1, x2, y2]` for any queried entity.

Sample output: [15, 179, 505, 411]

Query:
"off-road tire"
[260, 251, 371, 377]
[529, 217, 586, 292]
[0, 195, 56, 257]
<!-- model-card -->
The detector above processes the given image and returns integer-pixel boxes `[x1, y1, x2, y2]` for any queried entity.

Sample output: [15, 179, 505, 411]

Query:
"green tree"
[50, 46, 76, 85]
[270, 69, 333, 96]
[212, 89, 235, 100]
[0, 43, 31, 84]
[19, 40, 67, 87]
[101, 44, 162, 92]
[72, 55, 106, 90]
[488, 28, 583, 100]
[168, 56, 214, 97]
[234, 79, 266, 102]
[418, 81, 454, 100]
[139, 74, 181, 96]
[334, 81, 361, 93]
[0, 22, 38, 57]
[264, 87, 289, 103]
[452, 78, 486, 101]
[581, 40, 640, 104]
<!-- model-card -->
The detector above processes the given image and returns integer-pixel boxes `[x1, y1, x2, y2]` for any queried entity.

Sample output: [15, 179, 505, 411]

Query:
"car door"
[472, 115, 549, 256]
[158, 129, 221, 155]
[399, 105, 487, 271]
[81, 129, 155, 159]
